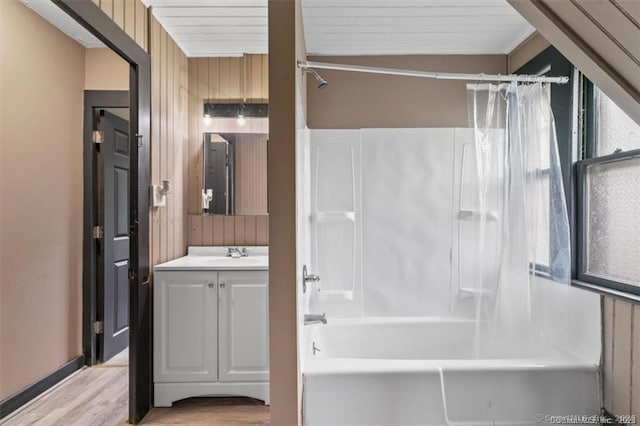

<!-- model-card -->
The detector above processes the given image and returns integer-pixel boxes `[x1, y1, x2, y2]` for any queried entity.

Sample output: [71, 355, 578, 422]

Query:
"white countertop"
[153, 246, 268, 271]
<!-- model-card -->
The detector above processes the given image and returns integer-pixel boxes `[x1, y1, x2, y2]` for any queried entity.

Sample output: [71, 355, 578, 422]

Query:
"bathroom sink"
[201, 256, 265, 266]
[153, 247, 269, 271]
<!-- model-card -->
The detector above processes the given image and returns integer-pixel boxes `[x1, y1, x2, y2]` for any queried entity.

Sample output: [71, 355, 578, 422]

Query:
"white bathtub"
[302, 318, 600, 426]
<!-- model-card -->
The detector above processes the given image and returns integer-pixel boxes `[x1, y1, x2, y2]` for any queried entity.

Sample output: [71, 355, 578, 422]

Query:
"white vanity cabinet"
[154, 271, 219, 384]
[153, 247, 269, 407]
[218, 271, 269, 382]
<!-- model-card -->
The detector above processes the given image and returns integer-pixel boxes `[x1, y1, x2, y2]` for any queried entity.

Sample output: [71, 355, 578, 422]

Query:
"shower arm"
[297, 60, 570, 84]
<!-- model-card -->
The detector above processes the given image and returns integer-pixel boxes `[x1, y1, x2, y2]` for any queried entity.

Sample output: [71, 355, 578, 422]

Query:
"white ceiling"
[20, 0, 105, 48]
[147, 0, 268, 57]
[149, 0, 532, 57]
[21, 0, 534, 57]
[302, 0, 535, 56]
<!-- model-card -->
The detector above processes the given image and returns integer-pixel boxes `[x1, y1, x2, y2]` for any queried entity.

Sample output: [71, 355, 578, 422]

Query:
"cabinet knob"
[208, 282, 215, 288]
[220, 282, 226, 288]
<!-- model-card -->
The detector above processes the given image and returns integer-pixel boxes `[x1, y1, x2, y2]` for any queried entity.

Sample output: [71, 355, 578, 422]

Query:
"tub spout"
[304, 313, 327, 325]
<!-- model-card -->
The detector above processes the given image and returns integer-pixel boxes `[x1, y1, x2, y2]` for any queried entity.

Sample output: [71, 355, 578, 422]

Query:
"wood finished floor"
[2, 366, 270, 426]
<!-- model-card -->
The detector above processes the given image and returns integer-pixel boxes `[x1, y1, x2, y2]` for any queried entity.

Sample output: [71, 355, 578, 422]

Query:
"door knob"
[220, 282, 226, 288]
[208, 282, 215, 288]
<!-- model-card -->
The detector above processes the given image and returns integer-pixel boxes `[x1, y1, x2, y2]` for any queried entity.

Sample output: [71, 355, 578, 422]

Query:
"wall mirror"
[202, 132, 268, 215]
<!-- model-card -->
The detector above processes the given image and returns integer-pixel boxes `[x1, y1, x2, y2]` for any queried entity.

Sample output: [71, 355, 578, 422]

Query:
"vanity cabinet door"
[154, 271, 218, 383]
[218, 271, 269, 382]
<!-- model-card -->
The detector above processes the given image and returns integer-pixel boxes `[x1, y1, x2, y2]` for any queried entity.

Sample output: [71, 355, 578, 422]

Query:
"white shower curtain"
[467, 82, 571, 349]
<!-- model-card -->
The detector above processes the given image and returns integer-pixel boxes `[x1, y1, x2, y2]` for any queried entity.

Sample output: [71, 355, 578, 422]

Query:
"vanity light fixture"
[237, 104, 246, 126]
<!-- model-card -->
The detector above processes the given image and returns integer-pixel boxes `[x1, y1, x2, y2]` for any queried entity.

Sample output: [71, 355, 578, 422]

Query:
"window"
[577, 88, 640, 294]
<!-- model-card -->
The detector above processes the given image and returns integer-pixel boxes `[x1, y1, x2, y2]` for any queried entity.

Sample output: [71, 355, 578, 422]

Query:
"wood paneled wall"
[188, 215, 269, 247]
[91, 0, 147, 51]
[187, 55, 269, 247]
[507, 0, 640, 125]
[149, 16, 189, 266]
[603, 296, 640, 416]
[235, 133, 268, 215]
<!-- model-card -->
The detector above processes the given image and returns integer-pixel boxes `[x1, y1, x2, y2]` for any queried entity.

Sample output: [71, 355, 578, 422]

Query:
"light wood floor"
[2, 366, 269, 426]
[103, 348, 129, 367]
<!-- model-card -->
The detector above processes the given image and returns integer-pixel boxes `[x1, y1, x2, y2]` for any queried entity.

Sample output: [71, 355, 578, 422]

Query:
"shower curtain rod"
[297, 60, 570, 84]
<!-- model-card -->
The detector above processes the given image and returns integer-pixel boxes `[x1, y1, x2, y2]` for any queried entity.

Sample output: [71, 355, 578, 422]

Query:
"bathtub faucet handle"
[304, 313, 327, 325]
[302, 265, 321, 293]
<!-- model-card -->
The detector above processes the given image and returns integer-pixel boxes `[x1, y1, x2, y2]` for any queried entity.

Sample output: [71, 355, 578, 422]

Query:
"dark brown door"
[98, 110, 130, 361]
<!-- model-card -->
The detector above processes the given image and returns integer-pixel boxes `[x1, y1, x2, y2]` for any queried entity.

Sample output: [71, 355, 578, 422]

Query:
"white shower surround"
[301, 127, 601, 425]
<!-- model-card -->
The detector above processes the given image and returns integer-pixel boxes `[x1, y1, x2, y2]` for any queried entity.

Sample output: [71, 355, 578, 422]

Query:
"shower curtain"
[466, 82, 571, 349]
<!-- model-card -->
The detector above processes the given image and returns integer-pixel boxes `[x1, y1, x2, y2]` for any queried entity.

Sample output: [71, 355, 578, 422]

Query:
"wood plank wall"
[187, 55, 270, 247]
[149, 16, 189, 266]
[234, 133, 268, 215]
[91, 0, 147, 51]
[603, 296, 640, 416]
[93, 1, 190, 265]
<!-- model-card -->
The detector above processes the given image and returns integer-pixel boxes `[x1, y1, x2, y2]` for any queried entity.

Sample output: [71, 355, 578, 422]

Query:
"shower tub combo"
[302, 318, 599, 426]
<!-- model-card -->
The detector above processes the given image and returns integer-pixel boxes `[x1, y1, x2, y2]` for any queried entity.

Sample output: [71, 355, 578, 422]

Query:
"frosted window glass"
[585, 158, 640, 285]
[596, 89, 640, 156]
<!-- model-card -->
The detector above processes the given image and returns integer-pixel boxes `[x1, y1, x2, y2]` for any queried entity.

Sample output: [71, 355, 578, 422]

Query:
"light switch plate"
[152, 185, 166, 207]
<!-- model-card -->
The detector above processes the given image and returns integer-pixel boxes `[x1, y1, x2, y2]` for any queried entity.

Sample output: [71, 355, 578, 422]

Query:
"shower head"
[303, 67, 328, 89]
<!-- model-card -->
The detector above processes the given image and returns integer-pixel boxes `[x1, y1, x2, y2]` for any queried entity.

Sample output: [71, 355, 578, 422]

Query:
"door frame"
[83, 91, 130, 367]
[54, 1, 152, 423]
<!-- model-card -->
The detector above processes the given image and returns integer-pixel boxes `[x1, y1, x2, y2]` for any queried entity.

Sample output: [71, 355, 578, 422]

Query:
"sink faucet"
[227, 247, 248, 258]
[304, 313, 327, 325]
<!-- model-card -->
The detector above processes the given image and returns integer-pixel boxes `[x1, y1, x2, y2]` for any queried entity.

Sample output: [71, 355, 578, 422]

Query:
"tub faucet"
[304, 313, 327, 325]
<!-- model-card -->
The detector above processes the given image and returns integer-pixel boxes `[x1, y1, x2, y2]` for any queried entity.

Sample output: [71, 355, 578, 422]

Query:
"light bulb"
[203, 114, 212, 125]
[236, 114, 246, 126]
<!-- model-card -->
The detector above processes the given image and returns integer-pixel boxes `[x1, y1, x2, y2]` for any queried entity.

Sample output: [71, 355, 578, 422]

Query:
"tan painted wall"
[508, 32, 551, 73]
[85, 48, 129, 90]
[0, 0, 85, 400]
[306, 55, 506, 129]
[267, 0, 301, 423]
[0, 0, 191, 403]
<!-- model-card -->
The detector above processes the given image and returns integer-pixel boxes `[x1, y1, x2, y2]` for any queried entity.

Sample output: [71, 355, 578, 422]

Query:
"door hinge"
[93, 321, 104, 335]
[92, 130, 104, 144]
[92, 225, 103, 239]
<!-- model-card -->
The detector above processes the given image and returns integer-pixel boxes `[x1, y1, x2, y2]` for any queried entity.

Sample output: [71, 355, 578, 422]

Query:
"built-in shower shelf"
[313, 211, 356, 222]
[457, 209, 499, 221]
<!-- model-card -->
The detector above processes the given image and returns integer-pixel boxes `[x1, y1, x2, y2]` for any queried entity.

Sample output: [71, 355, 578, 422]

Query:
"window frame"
[519, 47, 640, 301]
[575, 81, 640, 296]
